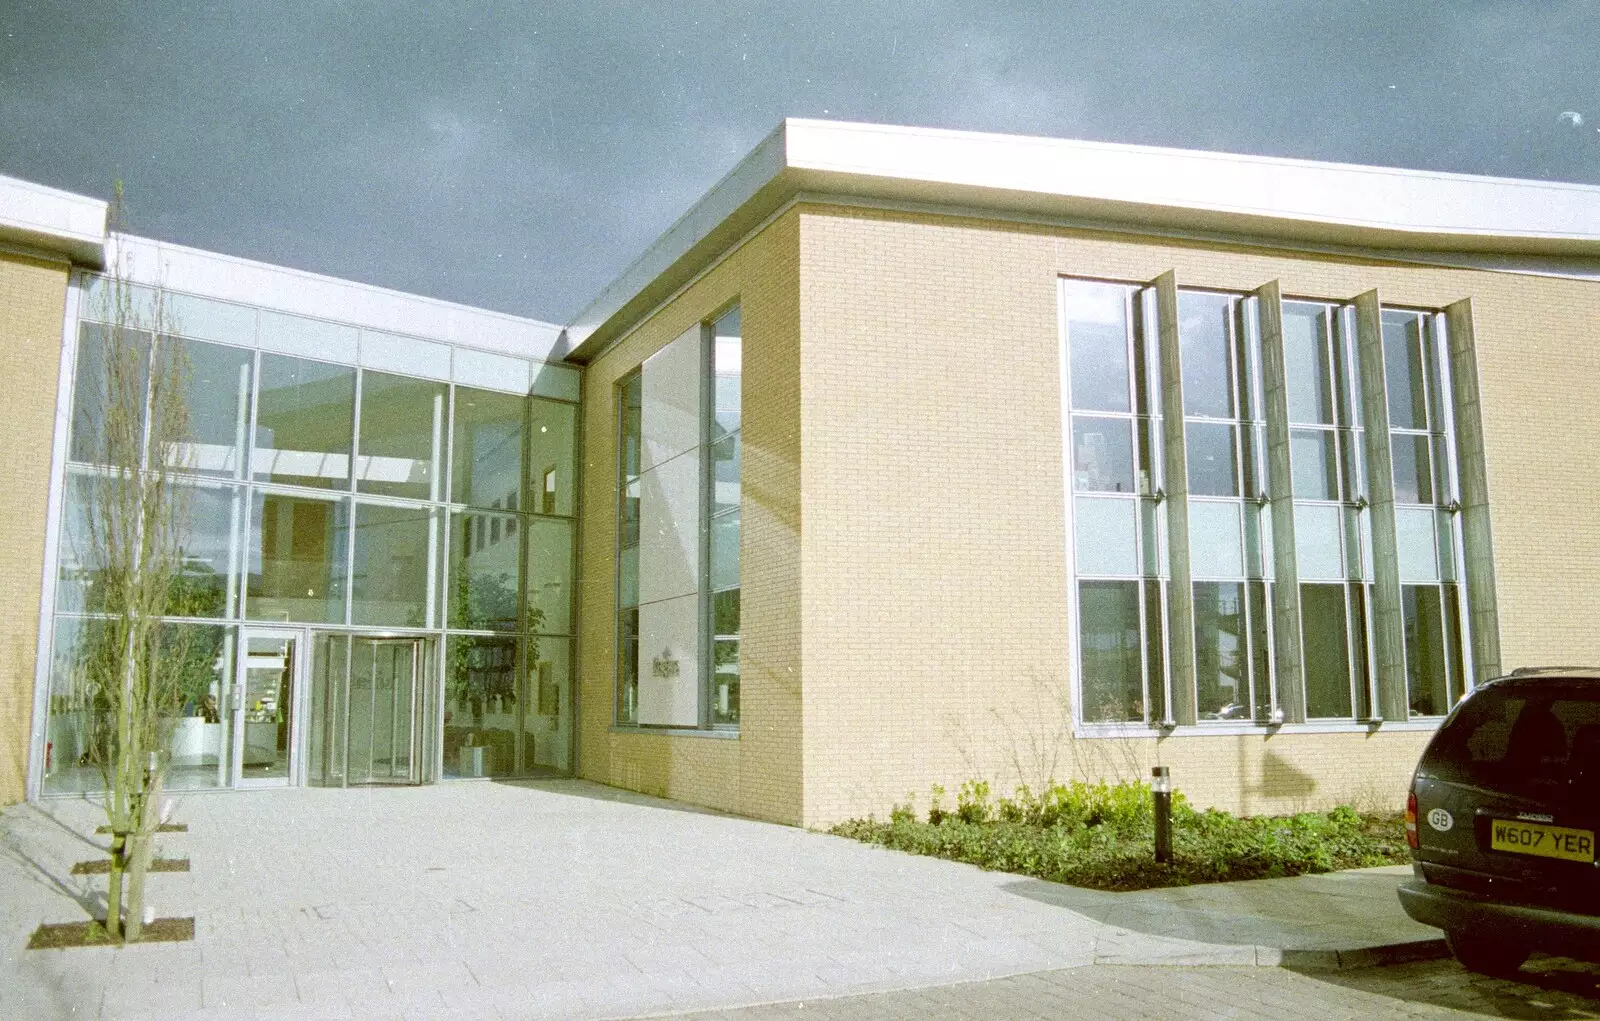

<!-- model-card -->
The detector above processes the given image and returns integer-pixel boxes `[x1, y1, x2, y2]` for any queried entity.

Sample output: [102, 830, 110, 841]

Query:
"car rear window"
[1421, 680, 1600, 801]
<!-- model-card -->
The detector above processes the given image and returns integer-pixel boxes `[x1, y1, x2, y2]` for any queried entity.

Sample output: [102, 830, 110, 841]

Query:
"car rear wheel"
[1447, 930, 1531, 976]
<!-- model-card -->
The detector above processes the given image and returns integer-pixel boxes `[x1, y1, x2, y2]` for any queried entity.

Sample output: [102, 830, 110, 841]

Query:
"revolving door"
[308, 633, 438, 786]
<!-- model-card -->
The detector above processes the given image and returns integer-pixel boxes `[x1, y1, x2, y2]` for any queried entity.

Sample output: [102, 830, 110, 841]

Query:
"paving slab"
[1, 779, 1442, 1021]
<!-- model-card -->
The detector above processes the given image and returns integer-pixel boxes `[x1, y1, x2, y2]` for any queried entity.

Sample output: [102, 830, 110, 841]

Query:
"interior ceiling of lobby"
[2, 2, 1598, 327]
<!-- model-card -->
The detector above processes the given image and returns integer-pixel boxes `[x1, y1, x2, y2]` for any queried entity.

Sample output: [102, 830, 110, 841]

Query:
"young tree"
[77, 183, 194, 942]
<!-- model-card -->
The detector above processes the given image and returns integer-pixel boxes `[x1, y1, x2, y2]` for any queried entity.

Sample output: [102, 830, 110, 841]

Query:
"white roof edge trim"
[100, 233, 564, 361]
[565, 117, 1600, 356]
[0, 172, 108, 263]
[564, 121, 789, 349]
[782, 119, 1600, 242]
[786, 118, 1600, 198]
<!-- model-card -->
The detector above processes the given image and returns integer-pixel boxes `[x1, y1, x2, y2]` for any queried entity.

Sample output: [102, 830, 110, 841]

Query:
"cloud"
[1, 1, 1597, 322]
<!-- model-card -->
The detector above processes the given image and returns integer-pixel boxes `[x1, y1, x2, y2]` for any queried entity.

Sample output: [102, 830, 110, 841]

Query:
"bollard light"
[1151, 765, 1173, 865]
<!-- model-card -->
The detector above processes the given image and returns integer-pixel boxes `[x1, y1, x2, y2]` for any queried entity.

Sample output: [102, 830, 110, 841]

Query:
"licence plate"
[1490, 820, 1595, 863]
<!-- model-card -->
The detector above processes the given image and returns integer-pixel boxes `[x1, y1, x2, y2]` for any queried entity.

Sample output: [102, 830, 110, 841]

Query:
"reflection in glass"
[1072, 416, 1135, 493]
[162, 622, 232, 790]
[1383, 312, 1430, 430]
[1185, 421, 1238, 497]
[170, 482, 246, 618]
[253, 354, 355, 489]
[42, 619, 228, 793]
[1144, 580, 1166, 723]
[1391, 434, 1433, 504]
[240, 634, 296, 781]
[247, 493, 348, 623]
[713, 305, 742, 437]
[450, 510, 520, 631]
[1249, 581, 1272, 722]
[347, 637, 420, 783]
[1079, 580, 1142, 722]
[308, 633, 350, 787]
[619, 374, 643, 482]
[527, 516, 573, 635]
[70, 324, 149, 466]
[356, 371, 446, 500]
[1291, 429, 1339, 500]
[529, 399, 577, 516]
[42, 617, 107, 793]
[1179, 292, 1235, 418]
[711, 433, 741, 515]
[525, 637, 572, 770]
[706, 543, 737, 620]
[56, 471, 118, 613]
[452, 387, 526, 508]
[1302, 584, 1353, 718]
[1352, 585, 1373, 719]
[1404, 585, 1451, 716]
[1194, 582, 1247, 720]
[1282, 303, 1334, 425]
[443, 634, 517, 778]
[170, 339, 253, 478]
[707, 307, 742, 727]
[617, 607, 639, 724]
[351, 503, 434, 627]
[1064, 280, 1131, 413]
[709, 495, 740, 726]
[1340, 430, 1365, 499]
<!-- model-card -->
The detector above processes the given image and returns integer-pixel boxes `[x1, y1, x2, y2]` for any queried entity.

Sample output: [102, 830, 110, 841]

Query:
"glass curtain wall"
[1064, 279, 1472, 729]
[42, 285, 578, 794]
[1063, 280, 1167, 724]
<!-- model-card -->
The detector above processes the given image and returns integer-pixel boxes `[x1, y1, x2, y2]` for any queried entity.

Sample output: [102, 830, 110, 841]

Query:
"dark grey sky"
[3, 2, 1598, 324]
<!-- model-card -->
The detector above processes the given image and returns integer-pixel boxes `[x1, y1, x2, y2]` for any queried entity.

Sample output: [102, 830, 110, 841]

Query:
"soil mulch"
[27, 917, 194, 950]
[95, 823, 187, 834]
[71, 858, 190, 875]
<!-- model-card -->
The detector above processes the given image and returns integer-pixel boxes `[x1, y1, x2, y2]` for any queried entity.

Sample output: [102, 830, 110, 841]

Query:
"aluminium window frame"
[1068, 276, 1481, 740]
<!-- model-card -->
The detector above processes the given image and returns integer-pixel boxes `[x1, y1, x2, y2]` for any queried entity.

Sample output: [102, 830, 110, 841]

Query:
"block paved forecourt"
[0, 778, 1456, 1021]
[631, 958, 1600, 1021]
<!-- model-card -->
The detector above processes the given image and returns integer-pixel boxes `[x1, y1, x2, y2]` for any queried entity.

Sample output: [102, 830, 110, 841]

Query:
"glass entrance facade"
[38, 277, 579, 794]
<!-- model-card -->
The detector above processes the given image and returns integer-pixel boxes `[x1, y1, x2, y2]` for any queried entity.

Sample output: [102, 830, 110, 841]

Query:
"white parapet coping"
[565, 118, 1600, 359]
[0, 172, 108, 265]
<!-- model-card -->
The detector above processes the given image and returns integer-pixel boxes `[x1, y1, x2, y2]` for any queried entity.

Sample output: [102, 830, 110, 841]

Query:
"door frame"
[231, 626, 310, 788]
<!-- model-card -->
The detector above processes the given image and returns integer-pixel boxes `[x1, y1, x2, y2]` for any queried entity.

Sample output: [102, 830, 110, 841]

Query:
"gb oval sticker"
[1427, 808, 1454, 832]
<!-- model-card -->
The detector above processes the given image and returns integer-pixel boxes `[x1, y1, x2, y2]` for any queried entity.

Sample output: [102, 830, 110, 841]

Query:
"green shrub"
[956, 780, 992, 824]
[831, 778, 1406, 892]
[889, 797, 916, 826]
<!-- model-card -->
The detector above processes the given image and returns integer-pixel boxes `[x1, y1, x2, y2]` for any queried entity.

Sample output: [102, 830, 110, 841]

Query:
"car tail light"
[1405, 790, 1419, 849]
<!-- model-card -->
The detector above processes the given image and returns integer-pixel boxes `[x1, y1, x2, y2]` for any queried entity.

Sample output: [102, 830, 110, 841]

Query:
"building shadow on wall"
[1239, 744, 1317, 817]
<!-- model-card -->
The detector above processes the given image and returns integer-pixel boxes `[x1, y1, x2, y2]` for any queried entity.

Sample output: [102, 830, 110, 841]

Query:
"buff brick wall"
[576, 210, 802, 824]
[794, 203, 1600, 827]
[0, 252, 69, 806]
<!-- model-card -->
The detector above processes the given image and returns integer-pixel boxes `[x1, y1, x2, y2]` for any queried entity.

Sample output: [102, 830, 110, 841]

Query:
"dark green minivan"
[1398, 669, 1600, 974]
